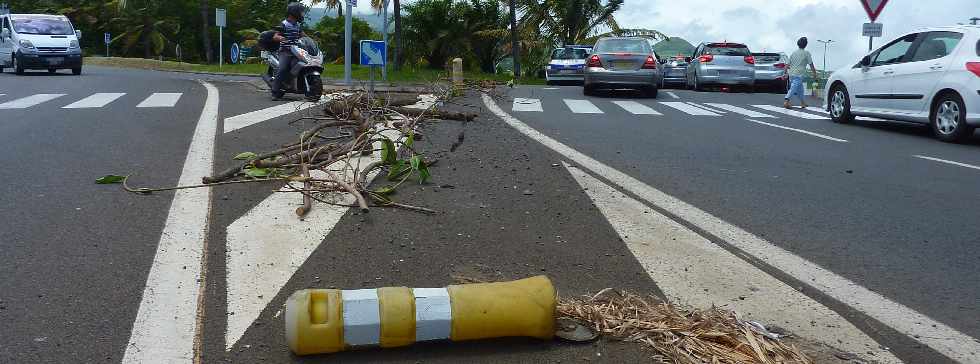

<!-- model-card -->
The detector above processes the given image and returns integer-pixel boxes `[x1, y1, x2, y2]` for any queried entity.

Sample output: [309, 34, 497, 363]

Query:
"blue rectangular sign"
[104, 33, 111, 45]
[359, 40, 386, 66]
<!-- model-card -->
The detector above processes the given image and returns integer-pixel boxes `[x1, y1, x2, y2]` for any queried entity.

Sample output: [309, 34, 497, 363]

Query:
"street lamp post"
[817, 39, 834, 72]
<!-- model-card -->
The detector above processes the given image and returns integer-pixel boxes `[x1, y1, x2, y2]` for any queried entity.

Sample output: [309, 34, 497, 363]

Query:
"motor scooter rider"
[271, 2, 308, 98]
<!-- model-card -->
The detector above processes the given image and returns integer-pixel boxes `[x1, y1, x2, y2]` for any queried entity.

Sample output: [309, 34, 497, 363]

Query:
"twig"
[295, 164, 312, 217]
[326, 170, 368, 212]
[124, 175, 290, 194]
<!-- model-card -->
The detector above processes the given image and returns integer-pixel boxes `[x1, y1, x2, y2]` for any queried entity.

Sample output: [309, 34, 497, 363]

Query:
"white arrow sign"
[224, 96, 437, 350]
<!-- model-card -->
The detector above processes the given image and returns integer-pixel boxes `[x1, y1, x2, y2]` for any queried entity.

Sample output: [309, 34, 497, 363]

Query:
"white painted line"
[752, 104, 827, 119]
[123, 82, 218, 364]
[686, 102, 726, 114]
[413, 288, 452, 341]
[62, 93, 126, 109]
[542, 87, 560, 90]
[224, 99, 326, 133]
[0, 93, 66, 109]
[914, 155, 980, 171]
[224, 97, 436, 351]
[342, 289, 382, 346]
[511, 98, 543, 112]
[804, 106, 830, 114]
[564, 162, 901, 363]
[746, 119, 848, 142]
[705, 103, 775, 118]
[665, 91, 680, 99]
[482, 93, 980, 363]
[137, 93, 183, 108]
[611, 100, 662, 115]
[659, 101, 720, 116]
[563, 99, 603, 114]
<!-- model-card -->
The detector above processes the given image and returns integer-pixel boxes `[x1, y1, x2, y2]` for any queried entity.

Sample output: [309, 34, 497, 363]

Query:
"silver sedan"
[583, 37, 662, 97]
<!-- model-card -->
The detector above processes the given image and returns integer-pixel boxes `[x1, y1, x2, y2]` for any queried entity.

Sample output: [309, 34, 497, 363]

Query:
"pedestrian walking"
[784, 37, 819, 109]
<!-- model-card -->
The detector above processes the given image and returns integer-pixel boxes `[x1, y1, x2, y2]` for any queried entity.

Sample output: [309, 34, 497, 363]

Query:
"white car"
[825, 25, 980, 142]
[0, 13, 84, 75]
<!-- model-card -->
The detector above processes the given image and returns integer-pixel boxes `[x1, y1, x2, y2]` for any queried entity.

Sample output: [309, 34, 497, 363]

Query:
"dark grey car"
[583, 37, 661, 97]
[685, 42, 756, 91]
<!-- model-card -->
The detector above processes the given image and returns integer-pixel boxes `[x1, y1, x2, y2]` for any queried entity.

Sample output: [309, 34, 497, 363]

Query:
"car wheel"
[693, 74, 704, 91]
[829, 84, 854, 124]
[13, 54, 25, 75]
[48, 69, 57, 74]
[583, 84, 596, 96]
[644, 86, 658, 98]
[72, 67, 82, 75]
[931, 93, 973, 143]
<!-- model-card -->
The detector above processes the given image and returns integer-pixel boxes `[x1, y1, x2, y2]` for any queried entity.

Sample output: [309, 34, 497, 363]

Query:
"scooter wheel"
[305, 76, 323, 102]
[272, 90, 286, 100]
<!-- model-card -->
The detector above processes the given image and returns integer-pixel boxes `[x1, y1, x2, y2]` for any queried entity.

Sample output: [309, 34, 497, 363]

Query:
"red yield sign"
[860, 0, 889, 22]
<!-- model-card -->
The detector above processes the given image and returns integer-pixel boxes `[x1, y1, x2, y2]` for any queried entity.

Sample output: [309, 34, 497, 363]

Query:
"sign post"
[360, 40, 386, 98]
[104, 32, 111, 57]
[859, 0, 888, 51]
[344, 0, 356, 85]
[381, 0, 390, 81]
[216, 8, 227, 67]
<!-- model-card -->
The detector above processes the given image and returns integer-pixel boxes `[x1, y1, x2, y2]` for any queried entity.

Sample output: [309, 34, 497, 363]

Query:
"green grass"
[85, 56, 539, 84]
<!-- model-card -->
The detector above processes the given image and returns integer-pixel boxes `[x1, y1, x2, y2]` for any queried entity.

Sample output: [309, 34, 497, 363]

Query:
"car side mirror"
[860, 55, 871, 67]
[75, 30, 82, 40]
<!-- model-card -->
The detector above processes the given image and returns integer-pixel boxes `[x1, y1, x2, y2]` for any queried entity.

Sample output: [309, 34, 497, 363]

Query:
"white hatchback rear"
[825, 25, 980, 142]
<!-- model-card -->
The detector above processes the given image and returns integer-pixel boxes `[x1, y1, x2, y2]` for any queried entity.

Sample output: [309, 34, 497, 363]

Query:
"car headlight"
[19, 39, 35, 49]
[69, 40, 80, 49]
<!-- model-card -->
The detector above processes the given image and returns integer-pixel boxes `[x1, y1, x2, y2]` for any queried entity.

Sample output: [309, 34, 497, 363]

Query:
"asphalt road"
[3, 65, 979, 364]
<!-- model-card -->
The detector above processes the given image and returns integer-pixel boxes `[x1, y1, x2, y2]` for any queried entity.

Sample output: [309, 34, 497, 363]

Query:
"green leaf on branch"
[234, 152, 258, 160]
[381, 138, 397, 165]
[374, 185, 396, 196]
[387, 160, 411, 181]
[96, 175, 126, 184]
[411, 156, 430, 184]
[244, 167, 270, 177]
[404, 133, 415, 149]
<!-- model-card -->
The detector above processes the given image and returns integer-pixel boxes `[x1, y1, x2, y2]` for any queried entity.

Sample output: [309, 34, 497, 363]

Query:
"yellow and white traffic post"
[284, 275, 557, 355]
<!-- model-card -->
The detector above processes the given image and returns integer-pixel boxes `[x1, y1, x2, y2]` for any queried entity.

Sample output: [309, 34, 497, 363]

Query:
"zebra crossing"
[510, 97, 835, 121]
[0, 92, 184, 110]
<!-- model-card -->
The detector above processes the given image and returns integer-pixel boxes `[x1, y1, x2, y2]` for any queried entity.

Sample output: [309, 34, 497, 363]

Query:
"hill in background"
[654, 37, 696, 59]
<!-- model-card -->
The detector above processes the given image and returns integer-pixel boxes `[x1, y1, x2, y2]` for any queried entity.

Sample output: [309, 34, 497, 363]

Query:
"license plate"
[47, 57, 63, 65]
[559, 69, 576, 74]
[717, 69, 735, 75]
[669, 70, 684, 76]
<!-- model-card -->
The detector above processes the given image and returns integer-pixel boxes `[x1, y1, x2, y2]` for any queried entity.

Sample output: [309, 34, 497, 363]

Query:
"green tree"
[313, 15, 380, 63]
[402, 0, 467, 69]
[111, 0, 179, 58]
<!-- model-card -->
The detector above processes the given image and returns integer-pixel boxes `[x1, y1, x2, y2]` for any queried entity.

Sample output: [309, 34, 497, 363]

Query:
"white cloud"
[616, 0, 978, 71]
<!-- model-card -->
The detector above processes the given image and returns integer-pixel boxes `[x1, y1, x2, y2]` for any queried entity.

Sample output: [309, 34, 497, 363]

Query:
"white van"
[0, 13, 83, 75]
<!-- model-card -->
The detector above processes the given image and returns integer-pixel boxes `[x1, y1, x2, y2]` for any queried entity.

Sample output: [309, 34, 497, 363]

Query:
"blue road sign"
[348, 0, 357, 6]
[360, 40, 386, 66]
[230, 43, 240, 64]
[104, 32, 111, 45]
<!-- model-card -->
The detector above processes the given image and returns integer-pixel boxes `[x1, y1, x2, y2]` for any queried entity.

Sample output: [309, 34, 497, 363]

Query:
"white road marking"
[512, 98, 543, 112]
[224, 97, 436, 351]
[914, 155, 980, 171]
[665, 91, 680, 99]
[686, 102, 726, 114]
[705, 103, 775, 118]
[745, 119, 848, 142]
[0, 93, 66, 109]
[611, 100, 662, 115]
[123, 82, 218, 363]
[137, 93, 183, 108]
[62, 93, 126, 109]
[224, 97, 336, 133]
[804, 106, 830, 114]
[752, 104, 827, 119]
[482, 93, 980, 363]
[542, 87, 560, 90]
[659, 101, 720, 116]
[563, 99, 603, 114]
[564, 162, 901, 364]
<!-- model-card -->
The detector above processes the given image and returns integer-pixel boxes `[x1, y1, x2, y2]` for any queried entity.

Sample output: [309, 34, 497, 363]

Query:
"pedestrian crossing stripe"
[687, 102, 727, 114]
[0, 94, 66, 109]
[137, 93, 183, 108]
[506, 97, 831, 120]
[0, 92, 184, 110]
[611, 101, 662, 115]
[752, 105, 827, 119]
[563, 99, 603, 114]
[659, 102, 720, 116]
[63, 93, 126, 109]
[705, 103, 775, 118]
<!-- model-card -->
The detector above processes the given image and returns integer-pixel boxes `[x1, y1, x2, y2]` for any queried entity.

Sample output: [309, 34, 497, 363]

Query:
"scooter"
[259, 30, 324, 101]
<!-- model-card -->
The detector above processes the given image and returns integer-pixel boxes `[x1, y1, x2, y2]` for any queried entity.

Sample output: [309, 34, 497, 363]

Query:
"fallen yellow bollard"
[284, 275, 557, 355]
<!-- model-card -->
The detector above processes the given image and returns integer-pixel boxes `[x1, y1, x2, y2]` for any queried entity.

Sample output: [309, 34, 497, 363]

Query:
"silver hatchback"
[583, 37, 662, 97]
[685, 42, 756, 91]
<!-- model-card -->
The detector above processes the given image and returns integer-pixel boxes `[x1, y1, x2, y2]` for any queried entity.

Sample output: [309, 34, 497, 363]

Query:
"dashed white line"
[665, 91, 680, 99]
[611, 100, 662, 115]
[122, 82, 218, 363]
[137, 93, 183, 108]
[563, 99, 604, 114]
[659, 101, 720, 116]
[62, 93, 126, 109]
[745, 118, 848, 142]
[913, 155, 980, 171]
[482, 93, 980, 363]
[512, 97, 543, 112]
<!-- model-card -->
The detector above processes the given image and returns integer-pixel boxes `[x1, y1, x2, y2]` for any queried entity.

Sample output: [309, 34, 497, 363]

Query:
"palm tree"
[314, 0, 344, 18]
[111, 0, 177, 59]
[199, 0, 212, 63]
[394, 0, 402, 69]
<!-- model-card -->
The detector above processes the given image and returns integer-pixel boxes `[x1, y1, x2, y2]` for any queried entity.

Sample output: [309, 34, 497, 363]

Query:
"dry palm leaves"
[557, 289, 812, 364]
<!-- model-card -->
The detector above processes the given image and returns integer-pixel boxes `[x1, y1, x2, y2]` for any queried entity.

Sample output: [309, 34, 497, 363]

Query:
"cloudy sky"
[313, 0, 978, 72]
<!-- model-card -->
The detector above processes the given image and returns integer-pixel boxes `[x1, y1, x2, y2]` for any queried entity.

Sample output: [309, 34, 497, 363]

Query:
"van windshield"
[11, 15, 74, 35]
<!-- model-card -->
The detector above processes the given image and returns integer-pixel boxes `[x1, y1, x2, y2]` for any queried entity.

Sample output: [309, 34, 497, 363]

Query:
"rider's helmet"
[286, 2, 306, 22]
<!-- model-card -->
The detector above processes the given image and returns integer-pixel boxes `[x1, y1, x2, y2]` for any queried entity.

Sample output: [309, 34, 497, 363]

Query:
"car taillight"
[774, 63, 786, 69]
[699, 54, 713, 63]
[642, 56, 657, 69]
[967, 62, 980, 77]
[744, 55, 755, 64]
[587, 55, 602, 68]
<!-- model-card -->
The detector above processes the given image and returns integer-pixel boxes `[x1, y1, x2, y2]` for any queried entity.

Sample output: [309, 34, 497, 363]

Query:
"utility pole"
[344, 0, 352, 85]
[817, 39, 834, 72]
[382, 0, 389, 81]
[508, 0, 520, 79]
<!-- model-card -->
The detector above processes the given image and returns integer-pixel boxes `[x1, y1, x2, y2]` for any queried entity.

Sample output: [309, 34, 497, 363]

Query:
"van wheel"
[48, 69, 57, 74]
[72, 67, 82, 75]
[931, 93, 972, 143]
[13, 55, 25, 75]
